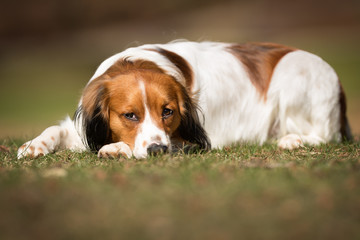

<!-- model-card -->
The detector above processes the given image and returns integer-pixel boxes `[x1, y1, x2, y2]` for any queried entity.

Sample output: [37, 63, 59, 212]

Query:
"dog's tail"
[339, 83, 353, 141]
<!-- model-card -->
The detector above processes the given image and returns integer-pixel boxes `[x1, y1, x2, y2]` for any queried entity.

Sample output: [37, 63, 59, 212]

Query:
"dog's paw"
[278, 134, 304, 150]
[98, 142, 132, 159]
[17, 140, 53, 159]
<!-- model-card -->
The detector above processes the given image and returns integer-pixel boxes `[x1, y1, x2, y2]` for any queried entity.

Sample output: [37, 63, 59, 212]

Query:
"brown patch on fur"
[228, 43, 295, 99]
[103, 59, 164, 78]
[51, 137, 55, 141]
[37, 148, 44, 154]
[153, 135, 161, 142]
[149, 48, 194, 92]
[41, 141, 48, 148]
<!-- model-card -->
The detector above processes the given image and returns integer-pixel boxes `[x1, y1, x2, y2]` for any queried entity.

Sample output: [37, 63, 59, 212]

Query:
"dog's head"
[76, 59, 210, 158]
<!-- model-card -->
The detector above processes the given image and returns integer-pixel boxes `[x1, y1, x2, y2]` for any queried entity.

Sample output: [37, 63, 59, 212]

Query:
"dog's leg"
[272, 51, 342, 150]
[18, 126, 68, 158]
[97, 142, 132, 158]
[17, 117, 85, 158]
[278, 134, 326, 150]
[278, 133, 305, 149]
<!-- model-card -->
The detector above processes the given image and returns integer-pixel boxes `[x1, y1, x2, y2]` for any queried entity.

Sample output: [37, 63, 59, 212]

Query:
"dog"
[17, 41, 352, 159]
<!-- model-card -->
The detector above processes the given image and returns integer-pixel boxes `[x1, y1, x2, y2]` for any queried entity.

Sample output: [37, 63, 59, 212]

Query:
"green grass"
[0, 139, 359, 240]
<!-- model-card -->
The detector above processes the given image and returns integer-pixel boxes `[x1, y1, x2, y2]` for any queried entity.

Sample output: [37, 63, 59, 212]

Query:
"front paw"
[278, 134, 304, 150]
[17, 140, 52, 159]
[98, 142, 132, 158]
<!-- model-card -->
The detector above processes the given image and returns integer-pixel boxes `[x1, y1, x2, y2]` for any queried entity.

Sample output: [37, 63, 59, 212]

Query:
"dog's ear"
[176, 87, 211, 150]
[75, 78, 111, 152]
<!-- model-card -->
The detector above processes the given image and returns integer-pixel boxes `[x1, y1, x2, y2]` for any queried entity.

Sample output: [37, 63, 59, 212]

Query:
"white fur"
[17, 117, 85, 158]
[98, 142, 132, 158]
[18, 41, 343, 159]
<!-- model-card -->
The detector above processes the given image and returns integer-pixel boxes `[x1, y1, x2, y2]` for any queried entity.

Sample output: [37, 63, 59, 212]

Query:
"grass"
[0, 139, 359, 240]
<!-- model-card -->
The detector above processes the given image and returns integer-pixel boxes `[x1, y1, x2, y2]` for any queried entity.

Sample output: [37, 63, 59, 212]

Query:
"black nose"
[147, 143, 168, 156]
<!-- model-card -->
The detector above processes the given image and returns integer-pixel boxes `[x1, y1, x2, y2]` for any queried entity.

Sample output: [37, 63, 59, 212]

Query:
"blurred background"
[0, 0, 359, 139]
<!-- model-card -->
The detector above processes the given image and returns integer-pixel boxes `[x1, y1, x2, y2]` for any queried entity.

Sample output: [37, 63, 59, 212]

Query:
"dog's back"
[132, 41, 349, 148]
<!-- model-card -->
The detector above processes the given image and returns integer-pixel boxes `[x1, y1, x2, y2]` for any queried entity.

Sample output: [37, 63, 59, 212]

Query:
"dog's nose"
[147, 143, 168, 156]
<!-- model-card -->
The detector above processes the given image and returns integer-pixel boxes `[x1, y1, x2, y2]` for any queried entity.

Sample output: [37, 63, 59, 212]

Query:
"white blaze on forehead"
[132, 80, 171, 159]
[139, 81, 147, 102]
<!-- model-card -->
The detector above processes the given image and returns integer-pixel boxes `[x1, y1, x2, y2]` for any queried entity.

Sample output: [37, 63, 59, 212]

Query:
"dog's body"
[18, 41, 351, 159]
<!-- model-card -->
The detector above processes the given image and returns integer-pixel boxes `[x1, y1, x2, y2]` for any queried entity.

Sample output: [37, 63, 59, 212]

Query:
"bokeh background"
[1, 0, 359, 139]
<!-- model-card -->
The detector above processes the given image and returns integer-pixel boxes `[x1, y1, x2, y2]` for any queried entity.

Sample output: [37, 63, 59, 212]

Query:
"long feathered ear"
[74, 78, 111, 152]
[177, 87, 211, 150]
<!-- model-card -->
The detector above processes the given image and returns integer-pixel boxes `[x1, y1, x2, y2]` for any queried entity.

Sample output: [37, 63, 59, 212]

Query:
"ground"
[0, 140, 359, 240]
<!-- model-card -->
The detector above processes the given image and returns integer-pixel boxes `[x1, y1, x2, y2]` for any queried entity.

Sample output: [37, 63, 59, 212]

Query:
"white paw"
[17, 140, 52, 159]
[278, 134, 304, 150]
[98, 142, 132, 158]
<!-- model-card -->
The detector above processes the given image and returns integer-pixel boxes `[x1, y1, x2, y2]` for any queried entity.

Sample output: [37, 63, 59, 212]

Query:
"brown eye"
[123, 113, 139, 121]
[162, 108, 174, 119]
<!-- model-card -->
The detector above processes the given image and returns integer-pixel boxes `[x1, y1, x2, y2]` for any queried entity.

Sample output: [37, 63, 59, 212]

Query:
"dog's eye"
[123, 113, 139, 121]
[162, 108, 174, 119]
